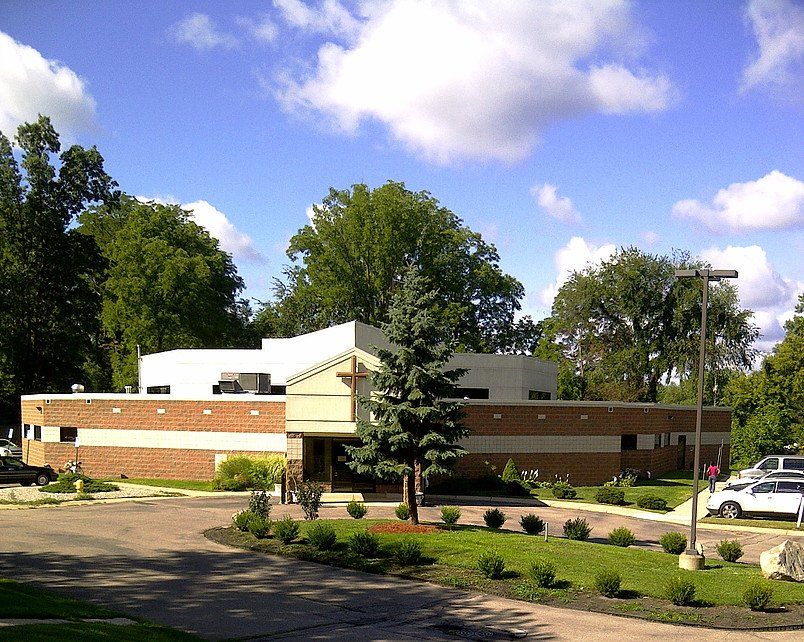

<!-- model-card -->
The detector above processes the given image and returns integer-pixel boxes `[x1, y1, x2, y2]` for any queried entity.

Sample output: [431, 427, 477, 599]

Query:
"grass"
[529, 471, 708, 510]
[211, 519, 804, 608]
[0, 497, 62, 507]
[701, 516, 804, 531]
[0, 578, 198, 641]
[109, 478, 215, 492]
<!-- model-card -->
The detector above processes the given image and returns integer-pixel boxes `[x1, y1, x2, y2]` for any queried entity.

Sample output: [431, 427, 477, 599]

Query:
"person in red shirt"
[707, 463, 720, 493]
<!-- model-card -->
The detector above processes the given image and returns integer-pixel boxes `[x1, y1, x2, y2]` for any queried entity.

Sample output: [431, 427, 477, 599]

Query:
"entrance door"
[677, 435, 686, 469]
[331, 440, 375, 492]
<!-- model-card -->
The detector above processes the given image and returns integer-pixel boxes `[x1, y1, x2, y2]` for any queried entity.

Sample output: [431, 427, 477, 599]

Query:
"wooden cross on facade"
[336, 355, 369, 422]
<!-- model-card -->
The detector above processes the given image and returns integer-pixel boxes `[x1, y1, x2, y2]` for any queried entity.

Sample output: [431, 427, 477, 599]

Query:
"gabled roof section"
[286, 347, 381, 386]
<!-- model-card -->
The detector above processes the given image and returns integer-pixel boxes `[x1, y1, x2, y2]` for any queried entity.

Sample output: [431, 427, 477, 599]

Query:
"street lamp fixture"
[674, 268, 738, 571]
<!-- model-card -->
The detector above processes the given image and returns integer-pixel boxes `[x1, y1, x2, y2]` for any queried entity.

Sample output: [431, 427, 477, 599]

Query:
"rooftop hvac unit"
[219, 372, 271, 394]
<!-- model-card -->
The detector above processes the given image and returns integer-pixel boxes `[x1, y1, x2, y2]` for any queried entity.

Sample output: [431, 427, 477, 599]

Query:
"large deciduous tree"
[260, 181, 527, 352]
[346, 265, 469, 524]
[0, 116, 117, 421]
[80, 196, 251, 389]
[547, 248, 758, 402]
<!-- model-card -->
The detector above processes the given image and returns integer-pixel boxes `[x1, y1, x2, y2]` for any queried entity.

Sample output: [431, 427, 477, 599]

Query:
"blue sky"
[1, 0, 802, 351]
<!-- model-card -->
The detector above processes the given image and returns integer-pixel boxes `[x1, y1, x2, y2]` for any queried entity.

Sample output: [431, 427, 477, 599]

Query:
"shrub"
[716, 539, 744, 563]
[273, 515, 300, 544]
[296, 482, 324, 520]
[743, 581, 774, 611]
[346, 499, 368, 519]
[441, 505, 461, 527]
[501, 458, 522, 482]
[395, 503, 410, 520]
[246, 513, 271, 539]
[248, 490, 271, 520]
[477, 550, 505, 579]
[608, 527, 636, 548]
[637, 494, 668, 511]
[503, 480, 532, 496]
[529, 559, 556, 588]
[250, 455, 286, 488]
[660, 532, 687, 555]
[551, 481, 577, 499]
[595, 487, 625, 505]
[214, 455, 285, 490]
[349, 530, 380, 557]
[664, 576, 696, 606]
[520, 514, 545, 535]
[394, 539, 423, 565]
[306, 522, 337, 550]
[232, 510, 253, 532]
[594, 569, 621, 598]
[41, 477, 118, 494]
[563, 517, 592, 541]
[483, 508, 507, 529]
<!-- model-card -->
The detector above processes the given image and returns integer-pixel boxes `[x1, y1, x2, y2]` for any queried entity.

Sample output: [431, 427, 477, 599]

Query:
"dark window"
[146, 385, 171, 394]
[621, 434, 637, 451]
[777, 481, 804, 493]
[752, 482, 776, 494]
[758, 457, 779, 471]
[60, 427, 78, 443]
[654, 434, 661, 448]
[784, 458, 804, 471]
[33, 425, 41, 441]
[212, 384, 222, 394]
[270, 385, 287, 395]
[528, 390, 552, 400]
[454, 387, 489, 399]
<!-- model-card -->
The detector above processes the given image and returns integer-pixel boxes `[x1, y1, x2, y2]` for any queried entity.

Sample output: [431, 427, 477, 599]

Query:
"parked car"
[725, 470, 804, 489]
[0, 439, 22, 458]
[707, 477, 804, 519]
[0, 457, 58, 486]
[738, 455, 804, 479]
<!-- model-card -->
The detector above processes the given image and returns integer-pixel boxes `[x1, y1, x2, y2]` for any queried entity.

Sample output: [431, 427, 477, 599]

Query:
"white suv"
[738, 455, 804, 479]
[707, 478, 804, 519]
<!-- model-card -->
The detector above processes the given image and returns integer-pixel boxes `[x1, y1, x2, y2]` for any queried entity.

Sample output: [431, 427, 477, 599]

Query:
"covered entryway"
[303, 436, 375, 492]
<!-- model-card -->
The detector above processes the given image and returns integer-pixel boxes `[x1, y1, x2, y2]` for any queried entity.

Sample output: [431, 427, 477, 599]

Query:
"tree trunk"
[406, 468, 419, 525]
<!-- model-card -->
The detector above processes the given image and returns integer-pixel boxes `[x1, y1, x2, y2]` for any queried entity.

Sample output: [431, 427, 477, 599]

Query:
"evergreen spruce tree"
[347, 264, 469, 524]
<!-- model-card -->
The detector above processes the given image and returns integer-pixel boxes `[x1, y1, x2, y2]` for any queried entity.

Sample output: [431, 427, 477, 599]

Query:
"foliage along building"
[19, 321, 731, 488]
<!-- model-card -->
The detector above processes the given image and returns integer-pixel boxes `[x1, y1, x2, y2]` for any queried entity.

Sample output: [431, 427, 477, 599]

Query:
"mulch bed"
[368, 522, 439, 534]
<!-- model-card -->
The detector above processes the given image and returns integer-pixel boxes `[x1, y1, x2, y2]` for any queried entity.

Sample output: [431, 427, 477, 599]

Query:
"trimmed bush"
[232, 510, 253, 532]
[214, 455, 285, 491]
[716, 539, 744, 563]
[743, 581, 774, 611]
[551, 481, 577, 499]
[477, 550, 505, 579]
[307, 522, 337, 550]
[349, 530, 380, 557]
[563, 517, 592, 541]
[608, 526, 636, 548]
[296, 482, 324, 520]
[529, 559, 556, 588]
[246, 513, 271, 539]
[594, 569, 621, 598]
[249, 490, 271, 520]
[637, 494, 668, 511]
[41, 476, 118, 494]
[520, 514, 545, 535]
[664, 576, 696, 606]
[395, 503, 410, 520]
[483, 508, 507, 529]
[595, 487, 625, 505]
[346, 499, 368, 519]
[441, 505, 461, 528]
[660, 532, 687, 555]
[273, 515, 300, 544]
[501, 458, 522, 482]
[394, 539, 423, 565]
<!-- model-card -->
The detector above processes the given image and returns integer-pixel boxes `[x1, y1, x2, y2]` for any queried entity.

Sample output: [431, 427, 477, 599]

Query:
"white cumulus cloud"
[275, 1, 673, 163]
[171, 13, 239, 50]
[672, 170, 804, 233]
[274, 0, 360, 39]
[741, 0, 804, 91]
[540, 236, 617, 307]
[700, 244, 802, 350]
[532, 184, 581, 223]
[0, 31, 97, 140]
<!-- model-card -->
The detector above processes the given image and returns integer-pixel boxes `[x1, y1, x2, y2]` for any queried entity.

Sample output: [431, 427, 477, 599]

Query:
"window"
[33, 425, 41, 441]
[777, 481, 804, 493]
[752, 482, 776, 494]
[663, 433, 671, 447]
[654, 434, 661, 448]
[758, 457, 779, 471]
[784, 458, 804, 471]
[454, 387, 489, 399]
[621, 435, 637, 451]
[146, 385, 170, 394]
[270, 385, 287, 395]
[212, 384, 221, 395]
[60, 427, 78, 443]
[528, 390, 551, 400]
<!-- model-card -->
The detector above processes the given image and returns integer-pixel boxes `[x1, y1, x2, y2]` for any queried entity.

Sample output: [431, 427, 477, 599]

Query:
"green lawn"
[213, 519, 804, 608]
[701, 516, 804, 531]
[0, 578, 198, 641]
[111, 478, 216, 492]
[529, 471, 708, 510]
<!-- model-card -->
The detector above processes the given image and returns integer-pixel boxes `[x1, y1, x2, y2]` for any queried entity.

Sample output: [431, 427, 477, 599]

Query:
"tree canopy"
[545, 247, 758, 402]
[80, 197, 251, 389]
[0, 116, 118, 420]
[346, 264, 469, 524]
[259, 181, 529, 353]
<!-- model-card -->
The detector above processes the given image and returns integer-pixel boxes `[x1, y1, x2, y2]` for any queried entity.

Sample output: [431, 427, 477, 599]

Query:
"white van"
[739, 455, 804, 479]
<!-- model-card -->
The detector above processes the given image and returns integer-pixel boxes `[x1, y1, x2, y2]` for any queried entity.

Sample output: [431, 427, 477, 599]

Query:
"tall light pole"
[674, 268, 737, 570]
